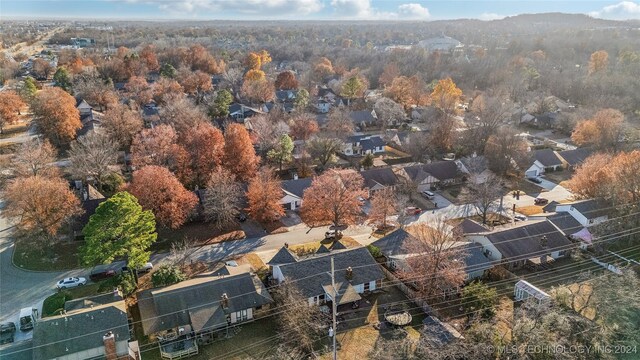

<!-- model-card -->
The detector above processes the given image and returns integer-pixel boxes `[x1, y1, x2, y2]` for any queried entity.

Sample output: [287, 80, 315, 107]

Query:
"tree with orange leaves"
[245, 52, 262, 70]
[385, 75, 430, 110]
[289, 113, 319, 142]
[275, 71, 298, 90]
[188, 44, 225, 74]
[258, 50, 272, 66]
[125, 76, 152, 105]
[242, 78, 275, 104]
[130, 125, 188, 174]
[128, 165, 198, 229]
[178, 70, 212, 104]
[140, 44, 160, 71]
[588, 50, 609, 75]
[378, 63, 400, 88]
[244, 69, 266, 82]
[367, 188, 397, 231]
[32, 87, 81, 146]
[246, 167, 285, 224]
[223, 123, 260, 182]
[431, 77, 463, 117]
[0, 90, 26, 133]
[313, 57, 334, 78]
[300, 169, 366, 230]
[152, 77, 183, 104]
[4, 176, 82, 242]
[181, 122, 225, 188]
[571, 109, 624, 150]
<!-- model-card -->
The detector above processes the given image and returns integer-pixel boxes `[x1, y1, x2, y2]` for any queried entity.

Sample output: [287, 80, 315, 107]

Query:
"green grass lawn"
[154, 222, 243, 253]
[13, 240, 81, 271]
[42, 283, 102, 317]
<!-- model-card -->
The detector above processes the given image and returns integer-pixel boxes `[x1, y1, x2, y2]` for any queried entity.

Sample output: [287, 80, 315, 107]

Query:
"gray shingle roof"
[33, 301, 129, 360]
[281, 177, 313, 198]
[360, 167, 398, 189]
[64, 291, 123, 313]
[371, 229, 419, 257]
[276, 247, 384, 300]
[138, 272, 272, 335]
[557, 148, 593, 167]
[350, 110, 376, 124]
[563, 199, 610, 220]
[268, 246, 299, 265]
[547, 213, 583, 235]
[533, 149, 563, 167]
[485, 221, 572, 260]
[329, 240, 348, 250]
[454, 219, 489, 235]
[403, 161, 459, 182]
[462, 242, 495, 274]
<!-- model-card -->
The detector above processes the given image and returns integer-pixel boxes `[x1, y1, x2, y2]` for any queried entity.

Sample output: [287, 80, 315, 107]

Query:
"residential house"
[525, 149, 563, 178]
[372, 229, 494, 280]
[452, 219, 489, 237]
[271, 247, 384, 307]
[280, 177, 313, 210]
[314, 87, 345, 113]
[138, 272, 272, 358]
[455, 155, 492, 184]
[466, 220, 573, 270]
[32, 293, 140, 360]
[557, 148, 594, 170]
[343, 135, 386, 156]
[75, 98, 101, 136]
[397, 161, 462, 191]
[267, 246, 299, 268]
[554, 199, 609, 227]
[228, 103, 264, 121]
[73, 184, 106, 238]
[360, 167, 399, 195]
[350, 110, 378, 129]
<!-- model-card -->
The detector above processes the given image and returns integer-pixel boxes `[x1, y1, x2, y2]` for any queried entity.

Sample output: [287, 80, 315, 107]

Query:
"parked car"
[534, 198, 549, 205]
[56, 277, 87, 289]
[122, 262, 154, 274]
[405, 207, 422, 216]
[527, 177, 542, 184]
[514, 214, 527, 222]
[325, 230, 341, 240]
[18, 307, 37, 331]
[89, 269, 116, 282]
[421, 191, 435, 200]
[0, 322, 16, 344]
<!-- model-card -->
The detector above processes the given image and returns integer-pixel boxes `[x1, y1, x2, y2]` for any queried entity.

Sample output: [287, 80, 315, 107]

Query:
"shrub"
[97, 272, 137, 296]
[367, 244, 383, 258]
[152, 264, 186, 287]
[42, 291, 71, 317]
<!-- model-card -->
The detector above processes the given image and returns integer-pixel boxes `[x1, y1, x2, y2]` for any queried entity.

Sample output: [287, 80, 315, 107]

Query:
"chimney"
[221, 293, 229, 309]
[345, 267, 353, 281]
[293, 172, 298, 180]
[540, 235, 548, 249]
[103, 331, 117, 360]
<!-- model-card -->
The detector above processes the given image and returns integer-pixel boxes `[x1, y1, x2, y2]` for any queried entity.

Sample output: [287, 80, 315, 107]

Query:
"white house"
[525, 149, 564, 178]
[271, 247, 384, 307]
[343, 135, 386, 156]
[280, 177, 313, 210]
[554, 199, 609, 227]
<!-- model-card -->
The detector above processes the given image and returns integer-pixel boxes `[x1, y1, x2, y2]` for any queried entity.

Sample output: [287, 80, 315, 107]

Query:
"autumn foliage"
[431, 77, 463, 116]
[101, 103, 144, 148]
[385, 75, 430, 110]
[246, 167, 285, 224]
[131, 125, 188, 172]
[367, 188, 397, 229]
[0, 90, 26, 132]
[180, 122, 225, 188]
[300, 169, 366, 229]
[127, 165, 198, 229]
[32, 87, 81, 146]
[223, 123, 260, 182]
[571, 109, 623, 150]
[275, 71, 298, 90]
[4, 176, 82, 239]
[588, 50, 609, 75]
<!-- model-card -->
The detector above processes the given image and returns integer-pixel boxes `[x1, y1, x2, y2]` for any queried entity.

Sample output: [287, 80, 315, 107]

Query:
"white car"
[56, 277, 87, 289]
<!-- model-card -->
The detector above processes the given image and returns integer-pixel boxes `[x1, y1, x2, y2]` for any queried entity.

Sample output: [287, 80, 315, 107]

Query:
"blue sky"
[3, 1, 640, 20]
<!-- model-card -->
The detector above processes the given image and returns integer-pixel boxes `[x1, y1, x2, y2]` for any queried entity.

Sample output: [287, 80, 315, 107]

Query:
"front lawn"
[289, 236, 361, 256]
[13, 240, 81, 271]
[516, 205, 544, 216]
[42, 283, 102, 317]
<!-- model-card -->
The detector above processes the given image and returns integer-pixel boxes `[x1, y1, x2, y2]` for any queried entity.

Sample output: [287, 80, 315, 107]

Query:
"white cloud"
[397, 3, 430, 19]
[132, 0, 324, 17]
[478, 12, 505, 21]
[330, 0, 430, 20]
[589, 1, 640, 19]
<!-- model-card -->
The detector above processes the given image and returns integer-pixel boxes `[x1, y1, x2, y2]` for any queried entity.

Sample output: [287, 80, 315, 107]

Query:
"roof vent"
[345, 267, 353, 280]
[540, 235, 548, 249]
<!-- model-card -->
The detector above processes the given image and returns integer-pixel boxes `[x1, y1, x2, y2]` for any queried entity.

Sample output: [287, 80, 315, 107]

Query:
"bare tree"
[404, 220, 467, 301]
[67, 132, 119, 192]
[307, 137, 343, 170]
[326, 107, 354, 138]
[11, 138, 58, 177]
[373, 97, 405, 130]
[202, 168, 242, 230]
[459, 173, 504, 225]
[271, 280, 327, 355]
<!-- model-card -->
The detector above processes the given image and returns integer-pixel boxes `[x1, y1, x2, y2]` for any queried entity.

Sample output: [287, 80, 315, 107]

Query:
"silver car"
[56, 277, 87, 289]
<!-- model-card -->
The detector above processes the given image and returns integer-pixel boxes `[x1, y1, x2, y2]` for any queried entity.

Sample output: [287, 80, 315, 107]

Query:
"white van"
[19, 307, 37, 331]
[422, 191, 435, 200]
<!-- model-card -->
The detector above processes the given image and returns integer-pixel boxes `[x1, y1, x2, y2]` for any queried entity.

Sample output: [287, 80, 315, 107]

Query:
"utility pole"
[331, 256, 337, 360]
